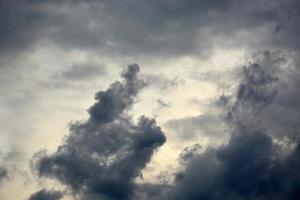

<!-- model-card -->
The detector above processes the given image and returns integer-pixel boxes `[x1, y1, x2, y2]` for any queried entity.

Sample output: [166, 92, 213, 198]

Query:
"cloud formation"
[31, 64, 166, 200]
[163, 51, 300, 200]
[1, 0, 300, 199]
[26, 51, 300, 200]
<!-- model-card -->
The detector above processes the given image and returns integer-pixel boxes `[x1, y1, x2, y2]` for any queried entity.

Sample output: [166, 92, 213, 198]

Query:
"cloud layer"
[1, 0, 300, 58]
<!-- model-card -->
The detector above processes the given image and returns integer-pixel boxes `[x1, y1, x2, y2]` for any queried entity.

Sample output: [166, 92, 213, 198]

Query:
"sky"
[1, 0, 300, 199]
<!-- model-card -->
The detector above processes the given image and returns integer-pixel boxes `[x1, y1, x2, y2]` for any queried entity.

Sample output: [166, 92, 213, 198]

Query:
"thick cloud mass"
[30, 53, 300, 200]
[170, 132, 300, 200]
[31, 64, 166, 200]
[164, 52, 300, 200]
[1, 0, 300, 57]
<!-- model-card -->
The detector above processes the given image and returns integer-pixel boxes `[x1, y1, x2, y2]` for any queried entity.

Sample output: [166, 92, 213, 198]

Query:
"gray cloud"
[55, 63, 106, 81]
[88, 63, 145, 124]
[169, 131, 300, 200]
[1, 0, 300, 58]
[160, 51, 300, 200]
[1, 0, 300, 198]
[31, 64, 166, 200]
[28, 190, 63, 200]
[222, 50, 300, 139]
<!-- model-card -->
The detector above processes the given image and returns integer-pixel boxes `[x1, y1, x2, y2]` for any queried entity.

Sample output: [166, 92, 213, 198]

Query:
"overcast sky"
[1, 0, 300, 199]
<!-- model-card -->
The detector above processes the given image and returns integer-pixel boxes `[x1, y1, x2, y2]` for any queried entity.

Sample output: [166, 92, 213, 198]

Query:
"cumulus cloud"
[31, 64, 166, 200]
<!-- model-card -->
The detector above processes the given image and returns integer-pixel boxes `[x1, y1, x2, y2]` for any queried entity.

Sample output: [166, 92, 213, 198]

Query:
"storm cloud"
[31, 64, 166, 200]
[163, 51, 300, 200]
[1, 0, 300, 199]
[1, 0, 300, 58]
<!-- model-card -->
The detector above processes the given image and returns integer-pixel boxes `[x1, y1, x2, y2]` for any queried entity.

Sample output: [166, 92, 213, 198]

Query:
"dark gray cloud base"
[31, 64, 166, 200]
[1, 0, 300, 58]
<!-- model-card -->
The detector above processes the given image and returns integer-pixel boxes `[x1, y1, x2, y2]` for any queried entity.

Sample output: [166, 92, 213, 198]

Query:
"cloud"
[0, 0, 52, 57]
[28, 190, 63, 200]
[88, 63, 145, 123]
[161, 51, 300, 200]
[31, 64, 166, 200]
[1, 0, 300, 198]
[2, 0, 300, 58]
[222, 50, 300, 139]
[169, 132, 300, 200]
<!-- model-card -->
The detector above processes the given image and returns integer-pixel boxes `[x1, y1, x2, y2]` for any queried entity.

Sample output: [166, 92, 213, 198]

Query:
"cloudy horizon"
[1, 0, 300, 199]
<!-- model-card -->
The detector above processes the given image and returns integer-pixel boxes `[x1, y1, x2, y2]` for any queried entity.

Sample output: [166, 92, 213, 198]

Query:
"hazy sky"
[1, 0, 300, 199]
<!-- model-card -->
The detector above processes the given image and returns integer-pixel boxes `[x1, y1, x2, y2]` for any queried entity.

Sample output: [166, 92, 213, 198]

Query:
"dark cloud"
[146, 50, 300, 200]
[153, 51, 300, 200]
[222, 51, 300, 139]
[1, 0, 300, 57]
[0, 0, 56, 57]
[235, 63, 279, 110]
[88, 63, 145, 123]
[28, 190, 63, 200]
[31, 64, 166, 200]
[132, 183, 170, 200]
[169, 131, 300, 200]
[1, 0, 300, 198]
